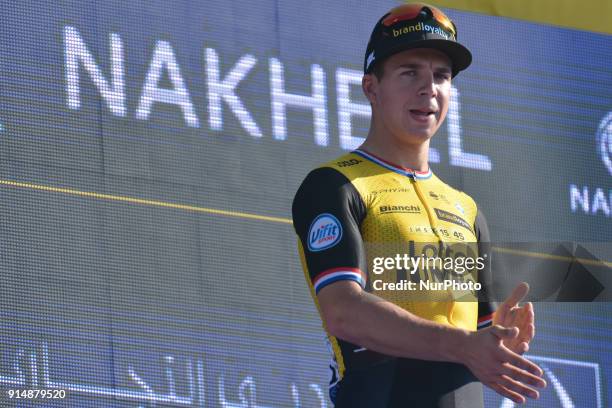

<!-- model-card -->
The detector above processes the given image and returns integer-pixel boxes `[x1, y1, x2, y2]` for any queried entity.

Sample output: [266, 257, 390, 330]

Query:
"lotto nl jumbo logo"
[597, 111, 612, 176]
[308, 213, 343, 251]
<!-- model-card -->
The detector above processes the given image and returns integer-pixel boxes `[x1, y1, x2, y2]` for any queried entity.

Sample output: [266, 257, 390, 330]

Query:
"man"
[292, 3, 546, 407]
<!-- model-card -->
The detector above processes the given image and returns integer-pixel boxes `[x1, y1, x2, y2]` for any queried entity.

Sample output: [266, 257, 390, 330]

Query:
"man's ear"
[362, 73, 378, 105]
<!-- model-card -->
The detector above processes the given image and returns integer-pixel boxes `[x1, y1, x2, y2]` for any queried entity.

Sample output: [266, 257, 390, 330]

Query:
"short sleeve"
[474, 208, 497, 329]
[292, 167, 367, 294]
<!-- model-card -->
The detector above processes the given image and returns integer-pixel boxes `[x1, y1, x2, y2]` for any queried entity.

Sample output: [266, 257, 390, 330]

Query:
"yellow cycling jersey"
[292, 149, 495, 393]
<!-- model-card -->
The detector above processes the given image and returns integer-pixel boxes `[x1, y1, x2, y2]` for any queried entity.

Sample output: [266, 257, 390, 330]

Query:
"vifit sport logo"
[392, 22, 451, 40]
[308, 213, 343, 251]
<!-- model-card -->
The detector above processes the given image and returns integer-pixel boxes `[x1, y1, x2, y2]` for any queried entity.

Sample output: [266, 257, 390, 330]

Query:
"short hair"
[370, 59, 387, 81]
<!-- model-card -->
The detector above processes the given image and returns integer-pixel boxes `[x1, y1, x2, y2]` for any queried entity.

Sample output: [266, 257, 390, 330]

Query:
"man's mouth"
[409, 109, 436, 117]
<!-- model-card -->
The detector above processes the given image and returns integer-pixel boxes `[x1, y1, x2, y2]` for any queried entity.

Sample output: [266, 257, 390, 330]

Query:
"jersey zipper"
[409, 172, 457, 316]
[409, 172, 443, 242]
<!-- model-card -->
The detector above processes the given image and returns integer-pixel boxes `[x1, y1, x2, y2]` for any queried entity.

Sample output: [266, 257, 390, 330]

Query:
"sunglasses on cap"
[382, 3, 457, 39]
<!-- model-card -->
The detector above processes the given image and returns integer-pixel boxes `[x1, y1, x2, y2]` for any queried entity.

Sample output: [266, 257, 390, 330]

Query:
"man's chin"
[400, 129, 435, 144]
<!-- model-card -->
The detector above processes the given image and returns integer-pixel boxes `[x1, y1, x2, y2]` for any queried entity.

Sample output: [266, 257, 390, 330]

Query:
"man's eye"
[401, 70, 416, 76]
[435, 73, 451, 81]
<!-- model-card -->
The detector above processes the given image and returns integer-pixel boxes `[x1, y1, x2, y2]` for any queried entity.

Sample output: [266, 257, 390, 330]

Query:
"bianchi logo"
[379, 205, 420, 214]
[596, 111, 612, 176]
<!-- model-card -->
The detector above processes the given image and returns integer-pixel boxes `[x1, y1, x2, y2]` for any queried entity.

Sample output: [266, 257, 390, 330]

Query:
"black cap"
[364, 3, 472, 77]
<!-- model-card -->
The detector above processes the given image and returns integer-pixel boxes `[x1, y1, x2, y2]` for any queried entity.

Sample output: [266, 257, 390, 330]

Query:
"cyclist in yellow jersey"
[292, 3, 547, 407]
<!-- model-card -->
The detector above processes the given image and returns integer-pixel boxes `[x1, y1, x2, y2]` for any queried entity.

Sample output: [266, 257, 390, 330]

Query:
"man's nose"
[418, 72, 437, 97]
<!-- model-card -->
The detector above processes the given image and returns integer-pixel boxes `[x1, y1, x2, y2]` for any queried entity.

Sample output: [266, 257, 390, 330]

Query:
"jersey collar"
[353, 149, 433, 180]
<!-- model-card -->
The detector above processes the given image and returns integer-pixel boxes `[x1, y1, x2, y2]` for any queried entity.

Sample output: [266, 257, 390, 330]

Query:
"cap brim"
[371, 39, 472, 77]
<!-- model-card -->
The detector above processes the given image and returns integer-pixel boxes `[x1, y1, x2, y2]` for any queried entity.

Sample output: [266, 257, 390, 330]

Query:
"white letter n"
[64, 26, 125, 116]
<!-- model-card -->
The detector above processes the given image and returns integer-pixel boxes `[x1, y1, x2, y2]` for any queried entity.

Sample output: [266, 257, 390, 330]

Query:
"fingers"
[504, 348, 544, 377]
[496, 283, 530, 324]
[522, 303, 534, 326]
[490, 382, 526, 404]
[490, 325, 519, 341]
[500, 362, 547, 388]
[498, 374, 540, 400]
[526, 302, 535, 339]
[488, 360, 546, 404]
[502, 303, 534, 348]
[516, 314, 534, 346]
[503, 282, 530, 309]
[472, 324, 547, 404]
[522, 323, 535, 344]
[516, 307, 535, 344]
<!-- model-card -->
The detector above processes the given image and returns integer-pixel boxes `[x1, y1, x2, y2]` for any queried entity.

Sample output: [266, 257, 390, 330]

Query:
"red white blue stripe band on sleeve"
[477, 313, 494, 329]
[313, 267, 366, 294]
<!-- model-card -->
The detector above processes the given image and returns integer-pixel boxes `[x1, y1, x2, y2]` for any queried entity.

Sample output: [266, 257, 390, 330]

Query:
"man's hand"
[461, 325, 547, 404]
[493, 282, 535, 354]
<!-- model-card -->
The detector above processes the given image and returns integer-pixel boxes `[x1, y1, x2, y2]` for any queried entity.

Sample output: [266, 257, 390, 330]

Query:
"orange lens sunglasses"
[382, 3, 457, 38]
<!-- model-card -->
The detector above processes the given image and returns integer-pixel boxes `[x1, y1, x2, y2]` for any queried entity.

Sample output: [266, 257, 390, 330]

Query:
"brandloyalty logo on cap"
[392, 21, 452, 40]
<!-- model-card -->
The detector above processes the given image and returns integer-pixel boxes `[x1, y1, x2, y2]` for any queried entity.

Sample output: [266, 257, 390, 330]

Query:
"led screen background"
[0, 0, 610, 407]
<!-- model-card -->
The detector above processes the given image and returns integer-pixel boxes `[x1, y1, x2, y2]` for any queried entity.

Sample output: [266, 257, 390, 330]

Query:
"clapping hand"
[493, 282, 535, 355]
